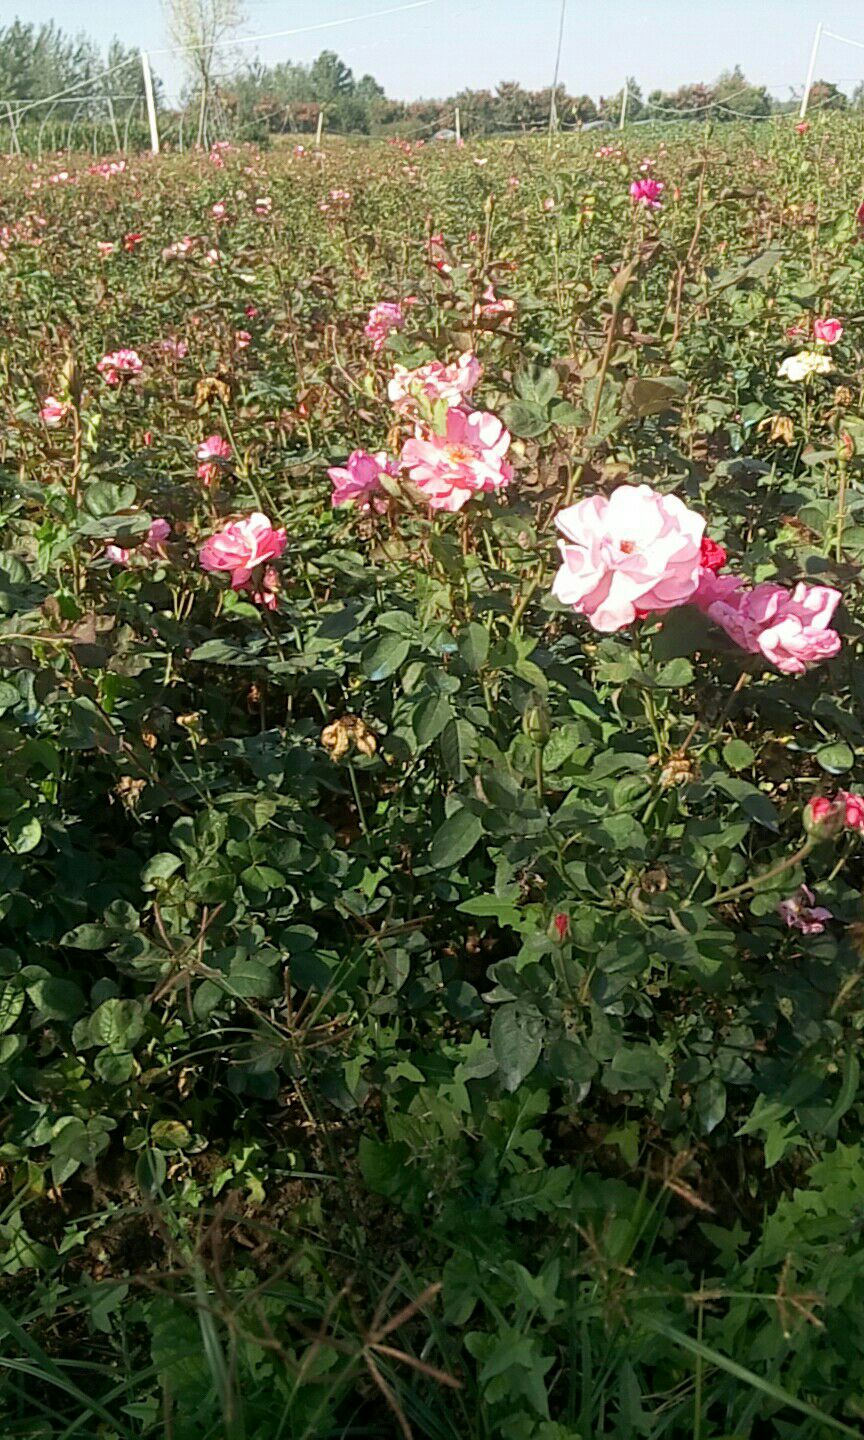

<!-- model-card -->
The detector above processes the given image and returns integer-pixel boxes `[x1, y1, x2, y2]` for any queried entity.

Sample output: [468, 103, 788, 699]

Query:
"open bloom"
[778, 350, 833, 382]
[630, 177, 664, 209]
[813, 316, 843, 345]
[364, 301, 405, 352]
[97, 349, 143, 385]
[388, 352, 482, 412]
[472, 284, 516, 323]
[328, 449, 398, 509]
[199, 513, 287, 603]
[698, 580, 841, 675]
[777, 885, 832, 935]
[40, 395, 68, 426]
[401, 408, 512, 513]
[196, 434, 233, 486]
[552, 484, 705, 633]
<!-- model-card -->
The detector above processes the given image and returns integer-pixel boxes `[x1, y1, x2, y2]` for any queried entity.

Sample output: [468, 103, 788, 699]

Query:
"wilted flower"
[97, 241, 115, 258]
[472, 284, 516, 323]
[778, 350, 833, 382]
[328, 449, 398, 509]
[777, 885, 832, 935]
[254, 196, 272, 215]
[321, 714, 378, 761]
[97, 349, 143, 386]
[401, 408, 512, 513]
[551, 484, 705, 633]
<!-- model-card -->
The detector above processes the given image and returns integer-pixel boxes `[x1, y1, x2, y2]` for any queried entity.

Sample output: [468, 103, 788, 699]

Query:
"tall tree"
[162, 0, 243, 146]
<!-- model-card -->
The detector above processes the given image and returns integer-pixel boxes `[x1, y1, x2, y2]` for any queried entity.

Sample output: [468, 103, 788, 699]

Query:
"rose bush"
[1, 117, 864, 1438]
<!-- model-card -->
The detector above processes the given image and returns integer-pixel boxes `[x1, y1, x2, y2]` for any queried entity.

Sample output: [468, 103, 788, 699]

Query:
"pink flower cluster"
[328, 346, 512, 516]
[630, 177, 664, 209]
[550, 483, 843, 673]
[806, 792, 864, 836]
[388, 351, 482, 413]
[199, 513, 286, 610]
[97, 349, 143, 386]
[364, 301, 405, 352]
[328, 450, 398, 510]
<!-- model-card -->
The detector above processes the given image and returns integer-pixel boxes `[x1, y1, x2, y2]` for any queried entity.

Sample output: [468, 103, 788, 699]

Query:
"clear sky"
[10, 0, 864, 106]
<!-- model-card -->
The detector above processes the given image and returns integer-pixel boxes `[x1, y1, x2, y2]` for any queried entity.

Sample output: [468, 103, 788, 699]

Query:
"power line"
[148, 0, 442, 57]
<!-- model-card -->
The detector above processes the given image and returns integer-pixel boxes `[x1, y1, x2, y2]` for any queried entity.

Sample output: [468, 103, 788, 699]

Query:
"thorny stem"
[703, 836, 815, 910]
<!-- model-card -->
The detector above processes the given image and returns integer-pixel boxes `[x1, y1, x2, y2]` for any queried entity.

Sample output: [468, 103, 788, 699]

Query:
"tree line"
[0, 18, 857, 144]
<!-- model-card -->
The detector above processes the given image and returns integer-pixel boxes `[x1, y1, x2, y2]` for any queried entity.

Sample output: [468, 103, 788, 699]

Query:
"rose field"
[4, 117, 864, 1437]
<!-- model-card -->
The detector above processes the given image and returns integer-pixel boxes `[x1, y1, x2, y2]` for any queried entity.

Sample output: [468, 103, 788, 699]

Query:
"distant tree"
[713, 66, 770, 120]
[162, 0, 244, 146]
[808, 79, 848, 112]
[309, 50, 355, 103]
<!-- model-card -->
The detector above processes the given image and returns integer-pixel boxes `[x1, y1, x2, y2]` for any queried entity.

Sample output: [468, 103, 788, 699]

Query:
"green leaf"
[151, 1120, 191, 1152]
[816, 741, 854, 774]
[7, 813, 41, 854]
[622, 375, 688, 417]
[501, 399, 550, 439]
[414, 693, 453, 746]
[89, 998, 145, 1050]
[26, 976, 85, 1021]
[0, 981, 24, 1034]
[605, 1044, 667, 1096]
[429, 807, 483, 869]
[490, 1004, 543, 1091]
[723, 739, 755, 770]
[362, 634, 411, 681]
[458, 622, 489, 671]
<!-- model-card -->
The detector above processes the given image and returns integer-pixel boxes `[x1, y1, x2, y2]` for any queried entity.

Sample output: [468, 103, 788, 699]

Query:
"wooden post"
[315, 108, 324, 148]
[454, 104, 461, 143]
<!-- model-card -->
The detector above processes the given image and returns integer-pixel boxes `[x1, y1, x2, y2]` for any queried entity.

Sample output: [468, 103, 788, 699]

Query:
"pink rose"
[777, 884, 832, 935]
[630, 177, 664, 209]
[97, 349, 143, 386]
[840, 790, 864, 832]
[551, 484, 705, 633]
[104, 517, 170, 566]
[804, 795, 846, 838]
[701, 581, 841, 675]
[364, 301, 405, 353]
[401, 408, 512, 513]
[234, 329, 251, 350]
[39, 396, 68, 426]
[199, 513, 287, 601]
[196, 434, 233, 486]
[814, 316, 843, 345]
[388, 351, 482, 413]
[328, 449, 398, 510]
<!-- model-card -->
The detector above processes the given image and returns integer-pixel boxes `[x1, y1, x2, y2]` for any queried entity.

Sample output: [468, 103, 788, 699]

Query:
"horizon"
[8, 0, 864, 107]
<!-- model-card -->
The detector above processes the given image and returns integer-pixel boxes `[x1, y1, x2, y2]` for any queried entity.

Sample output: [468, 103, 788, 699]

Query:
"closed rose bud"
[549, 912, 569, 942]
[522, 694, 551, 747]
[803, 795, 845, 838]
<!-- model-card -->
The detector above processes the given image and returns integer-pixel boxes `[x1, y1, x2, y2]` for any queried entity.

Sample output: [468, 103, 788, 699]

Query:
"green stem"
[702, 837, 815, 910]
